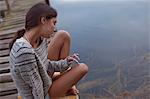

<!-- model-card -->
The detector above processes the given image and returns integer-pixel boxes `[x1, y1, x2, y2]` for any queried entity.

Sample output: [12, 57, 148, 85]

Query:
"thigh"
[47, 30, 71, 61]
[47, 32, 64, 61]
[49, 63, 88, 97]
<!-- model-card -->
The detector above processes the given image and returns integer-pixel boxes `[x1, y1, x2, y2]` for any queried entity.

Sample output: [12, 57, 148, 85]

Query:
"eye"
[54, 21, 57, 25]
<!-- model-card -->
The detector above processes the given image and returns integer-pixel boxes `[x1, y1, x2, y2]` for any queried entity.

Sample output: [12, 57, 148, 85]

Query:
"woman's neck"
[24, 28, 41, 48]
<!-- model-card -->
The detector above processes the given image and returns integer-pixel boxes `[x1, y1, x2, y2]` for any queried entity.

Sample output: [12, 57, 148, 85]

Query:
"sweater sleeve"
[16, 51, 44, 99]
[45, 59, 68, 72]
[46, 59, 79, 72]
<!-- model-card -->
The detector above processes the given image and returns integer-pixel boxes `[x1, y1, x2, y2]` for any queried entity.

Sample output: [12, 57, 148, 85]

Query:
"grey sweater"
[9, 37, 73, 99]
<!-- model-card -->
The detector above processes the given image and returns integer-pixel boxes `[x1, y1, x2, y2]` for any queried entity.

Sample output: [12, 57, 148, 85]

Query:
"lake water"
[52, 0, 149, 97]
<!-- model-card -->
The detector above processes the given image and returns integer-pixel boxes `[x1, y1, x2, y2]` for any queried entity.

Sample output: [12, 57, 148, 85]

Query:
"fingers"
[71, 53, 80, 61]
[65, 53, 80, 67]
[67, 57, 79, 65]
[72, 53, 80, 61]
[67, 53, 80, 63]
[67, 56, 75, 63]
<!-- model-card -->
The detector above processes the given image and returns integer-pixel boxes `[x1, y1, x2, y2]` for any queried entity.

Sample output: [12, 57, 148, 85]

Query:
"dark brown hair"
[9, 3, 57, 50]
[45, 0, 50, 6]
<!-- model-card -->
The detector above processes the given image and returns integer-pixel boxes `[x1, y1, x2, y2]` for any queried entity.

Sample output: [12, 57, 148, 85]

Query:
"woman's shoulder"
[10, 38, 37, 66]
[10, 37, 34, 57]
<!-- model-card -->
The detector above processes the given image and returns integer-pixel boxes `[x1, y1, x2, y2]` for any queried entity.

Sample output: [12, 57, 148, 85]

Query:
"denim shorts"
[45, 93, 50, 99]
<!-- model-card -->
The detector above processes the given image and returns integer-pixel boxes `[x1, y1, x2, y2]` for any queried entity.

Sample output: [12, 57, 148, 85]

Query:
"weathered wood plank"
[0, 0, 15, 10]
[0, 43, 9, 50]
[0, 0, 7, 11]
[0, 56, 9, 64]
[0, 89, 17, 96]
[0, 26, 22, 36]
[0, 18, 25, 29]
[2, 16, 23, 22]
[0, 24, 24, 31]
[0, 93, 17, 99]
[0, 66, 10, 74]
[3, 12, 25, 20]
[0, 19, 24, 29]
[0, 49, 9, 57]
[0, 38, 12, 44]
[0, 62, 9, 68]
[0, 82, 17, 96]
[0, 33, 14, 40]
[0, 73, 12, 83]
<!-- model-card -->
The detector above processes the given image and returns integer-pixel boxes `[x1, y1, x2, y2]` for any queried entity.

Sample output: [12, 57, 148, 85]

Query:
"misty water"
[52, 0, 149, 97]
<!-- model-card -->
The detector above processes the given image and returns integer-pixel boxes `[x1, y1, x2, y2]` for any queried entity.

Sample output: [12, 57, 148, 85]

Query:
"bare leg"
[47, 30, 78, 94]
[49, 63, 88, 98]
[51, 69, 79, 95]
[47, 30, 88, 98]
[47, 30, 71, 61]
[47, 29, 71, 78]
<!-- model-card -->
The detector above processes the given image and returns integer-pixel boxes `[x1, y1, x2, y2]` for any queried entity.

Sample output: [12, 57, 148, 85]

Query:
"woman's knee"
[77, 63, 88, 75]
[56, 30, 71, 42]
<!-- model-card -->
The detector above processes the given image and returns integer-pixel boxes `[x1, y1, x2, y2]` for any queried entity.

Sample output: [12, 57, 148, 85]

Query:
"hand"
[70, 53, 80, 61]
[66, 53, 80, 66]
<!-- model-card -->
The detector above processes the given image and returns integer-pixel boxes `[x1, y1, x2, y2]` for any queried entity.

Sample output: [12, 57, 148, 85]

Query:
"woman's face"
[41, 17, 57, 38]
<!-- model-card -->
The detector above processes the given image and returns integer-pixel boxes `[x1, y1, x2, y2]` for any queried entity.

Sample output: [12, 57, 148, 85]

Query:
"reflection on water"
[53, 0, 149, 97]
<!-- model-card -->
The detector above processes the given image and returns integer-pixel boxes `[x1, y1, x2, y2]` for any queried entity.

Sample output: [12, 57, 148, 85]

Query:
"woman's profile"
[9, 2, 88, 99]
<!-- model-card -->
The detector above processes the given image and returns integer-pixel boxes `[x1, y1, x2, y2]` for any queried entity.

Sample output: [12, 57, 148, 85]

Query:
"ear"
[41, 17, 46, 25]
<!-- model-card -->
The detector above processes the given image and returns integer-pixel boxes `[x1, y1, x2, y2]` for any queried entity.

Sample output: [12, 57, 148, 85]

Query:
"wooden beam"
[0, 38, 12, 45]
[0, 43, 9, 50]
[0, 26, 23, 36]
[0, 66, 10, 74]
[0, 56, 9, 64]
[0, 82, 17, 96]
[5, 0, 10, 12]
[0, 93, 18, 99]
[0, 72, 12, 83]
[0, 49, 9, 57]
[0, 34, 14, 40]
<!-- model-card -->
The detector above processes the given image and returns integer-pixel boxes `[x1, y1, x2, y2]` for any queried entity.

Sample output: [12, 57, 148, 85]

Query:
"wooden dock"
[0, 0, 79, 99]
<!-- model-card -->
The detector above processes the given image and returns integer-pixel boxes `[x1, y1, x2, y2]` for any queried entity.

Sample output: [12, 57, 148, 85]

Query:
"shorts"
[45, 93, 50, 99]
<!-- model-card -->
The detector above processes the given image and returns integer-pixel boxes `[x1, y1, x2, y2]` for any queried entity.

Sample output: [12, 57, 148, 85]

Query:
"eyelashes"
[54, 21, 57, 25]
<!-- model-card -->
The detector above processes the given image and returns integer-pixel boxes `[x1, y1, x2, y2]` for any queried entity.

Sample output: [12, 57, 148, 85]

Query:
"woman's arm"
[16, 50, 45, 99]
[46, 54, 80, 72]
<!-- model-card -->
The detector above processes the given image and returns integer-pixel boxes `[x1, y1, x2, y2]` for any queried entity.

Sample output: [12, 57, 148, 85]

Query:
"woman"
[9, 3, 88, 99]
[44, 0, 80, 96]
